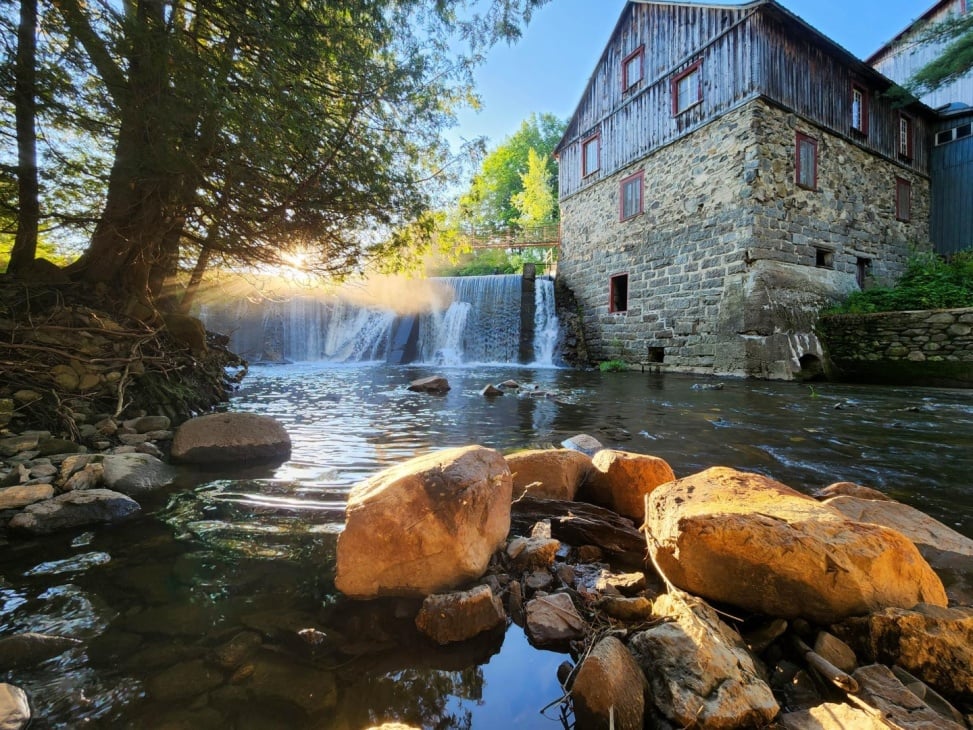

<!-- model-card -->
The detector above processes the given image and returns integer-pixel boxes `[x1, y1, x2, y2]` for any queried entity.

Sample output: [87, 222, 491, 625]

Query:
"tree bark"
[8, 0, 40, 276]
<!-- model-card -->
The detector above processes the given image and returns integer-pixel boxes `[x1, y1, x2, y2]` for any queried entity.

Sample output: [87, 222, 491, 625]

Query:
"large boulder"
[644, 467, 947, 624]
[833, 604, 973, 702]
[8, 489, 141, 534]
[407, 375, 450, 394]
[504, 448, 591, 501]
[629, 593, 779, 729]
[581, 450, 675, 521]
[170, 412, 291, 466]
[571, 635, 646, 730]
[335, 446, 512, 598]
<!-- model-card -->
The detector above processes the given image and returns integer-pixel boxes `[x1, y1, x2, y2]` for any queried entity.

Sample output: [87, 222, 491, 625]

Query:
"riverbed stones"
[8, 489, 141, 534]
[853, 663, 966, 730]
[581, 449, 675, 521]
[504, 448, 591, 501]
[833, 604, 973, 702]
[0, 683, 30, 730]
[414, 585, 506, 644]
[170, 412, 291, 465]
[335, 445, 512, 598]
[644, 467, 948, 624]
[629, 593, 779, 729]
[406, 375, 450, 394]
[571, 635, 646, 730]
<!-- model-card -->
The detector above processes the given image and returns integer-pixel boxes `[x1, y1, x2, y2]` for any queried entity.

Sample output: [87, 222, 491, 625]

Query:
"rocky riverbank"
[1, 392, 971, 728]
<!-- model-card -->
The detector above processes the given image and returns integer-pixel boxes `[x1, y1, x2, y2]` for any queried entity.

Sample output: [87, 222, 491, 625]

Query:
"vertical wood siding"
[931, 114, 973, 253]
[559, 2, 932, 202]
[870, 0, 973, 110]
[755, 11, 930, 174]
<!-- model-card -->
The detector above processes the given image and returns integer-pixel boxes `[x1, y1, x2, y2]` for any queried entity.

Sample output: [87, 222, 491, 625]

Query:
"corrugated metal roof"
[866, 0, 956, 65]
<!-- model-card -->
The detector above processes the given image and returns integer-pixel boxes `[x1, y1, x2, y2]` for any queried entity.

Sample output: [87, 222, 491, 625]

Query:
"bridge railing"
[462, 223, 560, 249]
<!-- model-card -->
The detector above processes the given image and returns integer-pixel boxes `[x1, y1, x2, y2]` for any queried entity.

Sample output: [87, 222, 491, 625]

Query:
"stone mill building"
[554, 0, 960, 379]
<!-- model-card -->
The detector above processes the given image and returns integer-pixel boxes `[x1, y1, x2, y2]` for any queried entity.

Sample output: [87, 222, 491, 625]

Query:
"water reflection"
[0, 366, 970, 728]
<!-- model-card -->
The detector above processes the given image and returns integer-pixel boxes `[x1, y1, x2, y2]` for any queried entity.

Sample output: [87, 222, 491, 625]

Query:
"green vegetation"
[829, 251, 973, 314]
[906, 11, 973, 98]
[434, 247, 553, 277]
[599, 359, 628, 372]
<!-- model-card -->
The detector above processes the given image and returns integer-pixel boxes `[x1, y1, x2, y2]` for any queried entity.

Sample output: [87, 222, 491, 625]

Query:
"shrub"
[599, 359, 627, 372]
[830, 250, 973, 314]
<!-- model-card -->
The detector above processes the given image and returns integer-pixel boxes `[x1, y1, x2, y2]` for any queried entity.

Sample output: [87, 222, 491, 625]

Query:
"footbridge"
[463, 223, 560, 250]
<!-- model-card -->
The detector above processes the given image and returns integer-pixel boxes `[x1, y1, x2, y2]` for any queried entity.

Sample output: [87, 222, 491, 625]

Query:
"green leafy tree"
[0, 0, 550, 311]
[512, 147, 555, 227]
[459, 112, 565, 230]
[903, 11, 973, 97]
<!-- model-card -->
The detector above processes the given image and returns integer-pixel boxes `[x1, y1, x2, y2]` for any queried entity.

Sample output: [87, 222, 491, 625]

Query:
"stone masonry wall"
[817, 308, 973, 387]
[557, 97, 933, 379]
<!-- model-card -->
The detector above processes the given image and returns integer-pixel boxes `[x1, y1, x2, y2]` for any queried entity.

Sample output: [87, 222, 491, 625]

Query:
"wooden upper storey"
[556, 0, 934, 200]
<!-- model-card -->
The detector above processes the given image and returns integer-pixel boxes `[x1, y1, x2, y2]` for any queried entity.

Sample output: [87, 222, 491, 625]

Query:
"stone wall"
[557, 97, 932, 379]
[817, 308, 973, 387]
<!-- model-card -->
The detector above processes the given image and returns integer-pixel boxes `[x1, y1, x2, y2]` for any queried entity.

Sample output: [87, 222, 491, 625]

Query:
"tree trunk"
[66, 0, 175, 302]
[8, 0, 40, 276]
[180, 245, 213, 314]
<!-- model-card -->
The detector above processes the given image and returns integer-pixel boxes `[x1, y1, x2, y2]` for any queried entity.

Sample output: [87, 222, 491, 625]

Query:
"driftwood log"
[511, 496, 646, 567]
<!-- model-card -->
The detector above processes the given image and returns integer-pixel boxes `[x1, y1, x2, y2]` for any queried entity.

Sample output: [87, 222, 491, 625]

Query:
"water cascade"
[200, 274, 560, 366]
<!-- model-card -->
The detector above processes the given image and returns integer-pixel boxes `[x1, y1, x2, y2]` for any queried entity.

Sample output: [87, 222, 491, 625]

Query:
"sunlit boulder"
[580, 449, 676, 521]
[504, 448, 591, 501]
[170, 412, 291, 466]
[335, 445, 512, 599]
[644, 467, 948, 624]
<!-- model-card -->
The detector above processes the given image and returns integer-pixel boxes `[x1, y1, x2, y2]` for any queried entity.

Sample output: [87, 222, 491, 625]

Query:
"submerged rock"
[335, 445, 512, 598]
[170, 412, 291, 466]
[644, 467, 947, 624]
[0, 632, 82, 669]
[414, 585, 505, 645]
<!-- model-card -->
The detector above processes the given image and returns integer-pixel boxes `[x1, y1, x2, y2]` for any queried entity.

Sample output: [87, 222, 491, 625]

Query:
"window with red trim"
[671, 61, 702, 115]
[622, 46, 644, 92]
[896, 177, 911, 222]
[619, 171, 644, 221]
[609, 273, 629, 313]
[582, 133, 600, 177]
[851, 84, 868, 135]
[898, 114, 914, 160]
[795, 132, 818, 190]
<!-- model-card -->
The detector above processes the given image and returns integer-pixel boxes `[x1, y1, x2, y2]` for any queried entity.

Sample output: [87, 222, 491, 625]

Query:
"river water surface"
[2, 364, 972, 728]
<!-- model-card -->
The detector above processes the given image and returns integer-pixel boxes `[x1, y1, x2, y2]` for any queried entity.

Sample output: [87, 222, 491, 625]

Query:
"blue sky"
[450, 0, 934, 149]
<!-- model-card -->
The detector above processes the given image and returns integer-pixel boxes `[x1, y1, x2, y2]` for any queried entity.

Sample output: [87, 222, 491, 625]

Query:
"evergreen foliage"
[904, 10, 973, 97]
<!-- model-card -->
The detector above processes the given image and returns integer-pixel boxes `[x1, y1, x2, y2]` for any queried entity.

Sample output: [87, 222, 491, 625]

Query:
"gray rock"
[242, 650, 337, 714]
[122, 415, 171, 433]
[414, 585, 506, 645]
[170, 412, 291, 466]
[101, 453, 176, 495]
[525, 593, 585, 647]
[146, 659, 224, 702]
[36, 438, 84, 456]
[0, 435, 40, 459]
[560, 433, 604, 456]
[480, 384, 504, 397]
[8, 489, 141, 534]
[0, 683, 30, 730]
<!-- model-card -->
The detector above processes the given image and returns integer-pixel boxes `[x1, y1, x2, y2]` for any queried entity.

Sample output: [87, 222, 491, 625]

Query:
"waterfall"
[200, 274, 559, 366]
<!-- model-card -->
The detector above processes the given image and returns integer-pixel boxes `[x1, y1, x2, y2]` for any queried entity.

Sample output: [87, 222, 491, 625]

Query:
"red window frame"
[671, 60, 703, 116]
[622, 45, 645, 92]
[582, 132, 601, 177]
[898, 113, 914, 160]
[851, 83, 869, 135]
[895, 177, 912, 222]
[609, 273, 629, 313]
[619, 171, 644, 221]
[795, 132, 818, 190]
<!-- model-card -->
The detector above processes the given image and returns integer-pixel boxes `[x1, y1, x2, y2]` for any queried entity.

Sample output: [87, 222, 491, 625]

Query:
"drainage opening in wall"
[798, 353, 825, 381]
[648, 347, 665, 363]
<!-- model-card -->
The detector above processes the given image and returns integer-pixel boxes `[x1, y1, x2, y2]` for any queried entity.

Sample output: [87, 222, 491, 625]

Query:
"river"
[1, 363, 971, 728]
